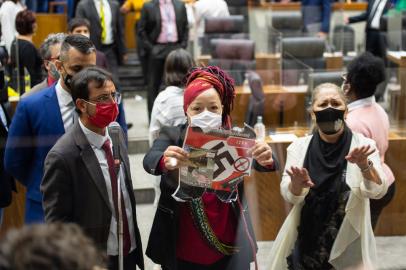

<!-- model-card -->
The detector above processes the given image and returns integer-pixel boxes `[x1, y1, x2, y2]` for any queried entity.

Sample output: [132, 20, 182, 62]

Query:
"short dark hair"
[68, 18, 91, 33]
[15, 10, 36, 35]
[59, 34, 96, 62]
[346, 52, 385, 99]
[164, 49, 194, 87]
[71, 66, 114, 113]
[0, 223, 103, 270]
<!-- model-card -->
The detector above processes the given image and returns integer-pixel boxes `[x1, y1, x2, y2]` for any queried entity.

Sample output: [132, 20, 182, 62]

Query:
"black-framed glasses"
[88, 92, 122, 104]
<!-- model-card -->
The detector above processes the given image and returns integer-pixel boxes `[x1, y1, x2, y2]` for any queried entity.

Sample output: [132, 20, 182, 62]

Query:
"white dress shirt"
[0, 105, 8, 131]
[149, 86, 187, 144]
[55, 80, 76, 132]
[79, 119, 136, 256]
[93, 0, 114, 45]
[348, 96, 375, 112]
[0, 1, 23, 53]
[370, 0, 387, 29]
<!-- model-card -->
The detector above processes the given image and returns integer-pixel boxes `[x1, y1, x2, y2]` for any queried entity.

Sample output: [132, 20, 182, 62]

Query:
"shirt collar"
[79, 118, 109, 149]
[348, 96, 375, 112]
[160, 0, 171, 4]
[55, 79, 73, 106]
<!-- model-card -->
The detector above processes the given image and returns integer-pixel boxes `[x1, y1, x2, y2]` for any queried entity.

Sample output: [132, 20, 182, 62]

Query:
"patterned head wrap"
[183, 66, 235, 128]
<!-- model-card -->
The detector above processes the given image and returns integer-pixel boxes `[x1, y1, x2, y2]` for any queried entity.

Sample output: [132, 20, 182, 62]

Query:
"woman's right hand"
[163, 146, 189, 170]
[286, 166, 315, 196]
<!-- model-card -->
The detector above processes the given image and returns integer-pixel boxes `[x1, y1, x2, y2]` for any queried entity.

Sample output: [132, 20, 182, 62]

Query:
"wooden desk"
[245, 127, 406, 240]
[387, 51, 406, 121]
[233, 85, 307, 128]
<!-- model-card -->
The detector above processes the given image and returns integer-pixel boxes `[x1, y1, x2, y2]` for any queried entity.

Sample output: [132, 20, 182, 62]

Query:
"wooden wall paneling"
[33, 14, 68, 48]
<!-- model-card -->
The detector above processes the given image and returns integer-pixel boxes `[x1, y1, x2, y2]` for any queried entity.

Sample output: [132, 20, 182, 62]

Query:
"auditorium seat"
[201, 15, 248, 54]
[225, 0, 249, 32]
[282, 36, 326, 85]
[270, 11, 303, 37]
[208, 38, 256, 86]
[307, 71, 344, 93]
[245, 71, 265, 126]
[332, 25, 355, 66]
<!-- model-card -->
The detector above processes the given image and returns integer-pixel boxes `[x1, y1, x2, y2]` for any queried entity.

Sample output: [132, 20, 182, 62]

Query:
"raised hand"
[345, 145, 375, 169]
[286, 166, 315, 195]
[250, 141, 274, 167]
[163, 146, 189, 170]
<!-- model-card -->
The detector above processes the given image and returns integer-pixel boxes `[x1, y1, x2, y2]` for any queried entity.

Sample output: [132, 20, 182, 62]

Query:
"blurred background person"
[120, 0, 145, 82]
[10, 9, 43, 94]
[0, 223, 104, 270]
[0, 0, 24, 54]
[137, 0, 189, 120]
[345, 0, 390, 59]
[149, 48, 193, 143]
[68, 18, 108, 69]
[76, 0, 127, 86]
[344, 52, 396, 230]
[302, 0, 331, 38]
[22, 33, 66, 97]
[149, 48, 193, 208]
[269, 83, 388, 269]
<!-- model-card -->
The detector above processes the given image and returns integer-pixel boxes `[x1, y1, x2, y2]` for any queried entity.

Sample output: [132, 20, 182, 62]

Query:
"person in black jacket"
[345, 0, 390, 59]
[143, 66, 277, 270]
[10, 10, 43, 94]
[137, 0, 188, 120]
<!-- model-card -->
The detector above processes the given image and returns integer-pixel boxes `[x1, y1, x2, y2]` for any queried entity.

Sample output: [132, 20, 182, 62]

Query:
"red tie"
[102, 139, 131, 256]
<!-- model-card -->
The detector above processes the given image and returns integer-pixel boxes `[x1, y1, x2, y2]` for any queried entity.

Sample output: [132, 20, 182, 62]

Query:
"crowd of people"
[0, 0, 399, 270]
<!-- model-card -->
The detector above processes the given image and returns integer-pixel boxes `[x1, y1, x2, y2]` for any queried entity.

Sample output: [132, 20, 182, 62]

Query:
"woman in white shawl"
[269, 83, 388, 270]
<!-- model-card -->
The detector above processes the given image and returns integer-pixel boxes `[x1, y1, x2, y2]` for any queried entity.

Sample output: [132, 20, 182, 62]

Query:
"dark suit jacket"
[0, 103, 14, 208]
[142, 124, 277, 269]
[41, 121, 144, 270]
[137, 0, 188, 53]
[76, 0, 127, 64]
[301, 0, 331, 34]
[348, 0, 390, 30]
[4, 84, 128, 222]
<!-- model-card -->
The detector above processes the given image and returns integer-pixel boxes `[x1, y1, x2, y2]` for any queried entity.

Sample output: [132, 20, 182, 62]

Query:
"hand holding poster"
[172, 125, 256, 202]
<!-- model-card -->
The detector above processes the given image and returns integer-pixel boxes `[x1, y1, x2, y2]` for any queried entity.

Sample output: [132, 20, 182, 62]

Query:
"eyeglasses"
[87, 92, 122, 104]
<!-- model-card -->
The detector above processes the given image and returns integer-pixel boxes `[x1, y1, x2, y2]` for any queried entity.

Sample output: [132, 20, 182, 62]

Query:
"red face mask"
[88, 102, 119, 128]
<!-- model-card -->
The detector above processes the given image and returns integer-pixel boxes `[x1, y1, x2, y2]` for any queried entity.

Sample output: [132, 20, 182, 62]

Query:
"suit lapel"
[73, 123, 111, 210]
[44, 86, 65, 133]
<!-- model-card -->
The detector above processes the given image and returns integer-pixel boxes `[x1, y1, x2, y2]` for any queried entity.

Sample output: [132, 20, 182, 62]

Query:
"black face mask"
[61, 64, 73, 90]
[314, 107, 345, 135]
[63, 73, 73, 90]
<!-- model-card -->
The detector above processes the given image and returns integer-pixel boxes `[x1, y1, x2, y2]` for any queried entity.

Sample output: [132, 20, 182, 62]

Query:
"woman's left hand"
[250, 141, 274, 167]
[345, 145, 375, 169]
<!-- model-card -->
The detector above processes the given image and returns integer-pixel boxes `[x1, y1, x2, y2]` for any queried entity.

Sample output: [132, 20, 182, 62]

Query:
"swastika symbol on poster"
[202, 140, 238, 181]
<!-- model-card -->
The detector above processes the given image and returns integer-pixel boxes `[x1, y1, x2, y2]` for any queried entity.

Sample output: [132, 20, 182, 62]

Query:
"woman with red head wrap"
[143, 66, 277, 270]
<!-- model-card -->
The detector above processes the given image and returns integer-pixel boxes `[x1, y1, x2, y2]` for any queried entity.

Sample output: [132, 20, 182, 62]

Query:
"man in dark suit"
[41, 67, 144, 270]
[4, 35, 127, 223]
[76, 0, 127, 84]
[346, 0, 390, 59]
[137, 0, 188, 119]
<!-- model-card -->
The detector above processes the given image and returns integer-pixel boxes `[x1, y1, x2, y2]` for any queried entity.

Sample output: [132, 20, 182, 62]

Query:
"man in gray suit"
[76, 0, 127, 85]
[22, 33, 66, 98]
[41, 67, 144, 270]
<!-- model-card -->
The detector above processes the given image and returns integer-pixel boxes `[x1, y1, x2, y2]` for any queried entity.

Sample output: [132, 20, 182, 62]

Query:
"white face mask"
[190, 110, 222, 132]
